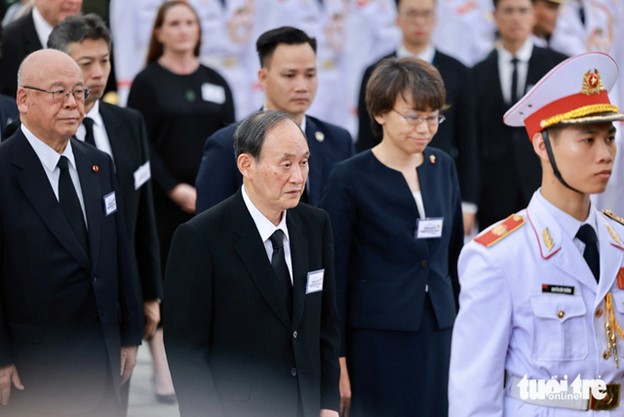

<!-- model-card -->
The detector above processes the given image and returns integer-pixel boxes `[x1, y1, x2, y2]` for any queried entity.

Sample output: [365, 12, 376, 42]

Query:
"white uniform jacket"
[449, 191, 624, 417]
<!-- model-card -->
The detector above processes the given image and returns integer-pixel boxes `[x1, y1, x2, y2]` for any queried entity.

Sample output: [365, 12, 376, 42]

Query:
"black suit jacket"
[356, 50, 479, 204]
[195, 115, 354, 212]
[164, 191, 341, 417]
[99, 102, 162, 303]
[471, 47, 567, 229]
[0, 12, 42, 97]
[0, 131, 142, 415]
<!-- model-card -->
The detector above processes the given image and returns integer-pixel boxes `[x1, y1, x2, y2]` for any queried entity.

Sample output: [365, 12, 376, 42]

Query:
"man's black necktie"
[576, 224, 599, 282]
[58, 156, 89, 251]
[511, 57, 520, 104]
[83, 117, 96, 146]
[269, 230, 292, 316]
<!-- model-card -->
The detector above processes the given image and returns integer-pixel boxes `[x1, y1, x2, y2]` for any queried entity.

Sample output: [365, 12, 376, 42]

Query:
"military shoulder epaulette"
[475, 214, 525, 247]
[604, 210, 624, 226]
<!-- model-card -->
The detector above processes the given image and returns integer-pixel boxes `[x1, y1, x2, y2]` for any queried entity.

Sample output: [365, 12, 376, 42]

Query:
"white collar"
[31, 6, 54, 49]
[498, 38, 533, 62]
[241, 184, 289, 243]
[21, 124, 77, 173]
[397, 43, 436, 63]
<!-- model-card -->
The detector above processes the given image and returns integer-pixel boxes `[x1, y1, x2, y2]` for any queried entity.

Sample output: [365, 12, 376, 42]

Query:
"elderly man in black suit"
[471, 0, 567, 230]
[47, 13, 164, 412]
[165, 110, 341, 417]
[356, 0, 479, 234]
[194, 26, 354, 213]
[0, 49, 141, 417]
[0, 0, 83, 97]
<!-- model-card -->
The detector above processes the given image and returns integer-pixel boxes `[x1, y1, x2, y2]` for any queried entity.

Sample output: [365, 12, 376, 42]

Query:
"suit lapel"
[415, 150, 435, 256]
[288, 209, 309, 329]
[304, 117, 322, 205]
[526, 199, 597, 292]
[486, 50, 506, 107]
[99, 102, 123, 159]
[13, 133, 90, 270]
[73, 140, 103, 271]
[231, 193, 291, 328]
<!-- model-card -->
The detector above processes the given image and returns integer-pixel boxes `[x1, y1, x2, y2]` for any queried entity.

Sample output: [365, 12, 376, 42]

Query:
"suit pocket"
[8, 322, 43, 343]
[530, 295, 588, 361]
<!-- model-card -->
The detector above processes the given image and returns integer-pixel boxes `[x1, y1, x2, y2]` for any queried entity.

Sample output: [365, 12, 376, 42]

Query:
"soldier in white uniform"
[550, 0, 624, 216]
[431, 0, 496, 66]
[449, 52, 624, 417]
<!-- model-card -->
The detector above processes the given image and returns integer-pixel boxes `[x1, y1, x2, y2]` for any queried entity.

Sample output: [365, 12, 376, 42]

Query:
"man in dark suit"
[0, 0, 83, 97]
[165, 110, 341, 417]
[195, 26, 354, 213]
[0, 49, 141, 416]
[356, 0, 479, 234]
[472, 0, 566, 230]
[0, 94, 18, 140]
[47, 14, 165, 411]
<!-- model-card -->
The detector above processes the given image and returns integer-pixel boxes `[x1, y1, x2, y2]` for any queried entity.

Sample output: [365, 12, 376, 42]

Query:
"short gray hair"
[47, 13, 112, 53]
[233, 110, 299, 159]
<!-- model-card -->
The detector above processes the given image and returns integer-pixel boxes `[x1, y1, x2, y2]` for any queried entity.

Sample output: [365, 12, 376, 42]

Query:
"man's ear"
[237, 153, 253, 178]
[258, 67, 267, 91]
[16, 88, 28, 113]
[532, 131, 550, 163]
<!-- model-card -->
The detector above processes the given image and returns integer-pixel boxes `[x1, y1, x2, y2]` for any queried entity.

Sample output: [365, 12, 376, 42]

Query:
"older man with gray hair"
[165, 110, 341, 417]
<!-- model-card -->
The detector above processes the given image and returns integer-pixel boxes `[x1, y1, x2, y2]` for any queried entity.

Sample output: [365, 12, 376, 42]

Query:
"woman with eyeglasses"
[320, 57, 463, 417]
[127, 0, 235, 404]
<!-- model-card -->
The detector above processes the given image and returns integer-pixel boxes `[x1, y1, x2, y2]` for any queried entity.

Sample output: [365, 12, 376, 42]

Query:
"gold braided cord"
[606, 292, 624, 339]
[540, 104, 620, 129]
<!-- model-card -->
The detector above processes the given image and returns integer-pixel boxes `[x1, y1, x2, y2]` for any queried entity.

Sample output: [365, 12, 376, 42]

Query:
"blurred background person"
[431, 0, 496, 67]
[531, 0, 563, 48]
[320, 57, 463, 417]
[0, 0, 83, 97]
[470, 0, 566, 231]
[1, 0, 32, 27]
[0, 93, 18, 140]
[127, 0, 235, 404]
[357, 0, 479, 235]
[47, 13, 164, 413]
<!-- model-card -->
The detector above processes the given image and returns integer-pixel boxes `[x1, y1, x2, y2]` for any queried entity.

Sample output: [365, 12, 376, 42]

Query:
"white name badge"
[201, 83, 226, 104]
[103, 191, 117, 216]
[134, 161, 151, 190]
[306, 269, 325, 294]
[415, 218, 444, 239]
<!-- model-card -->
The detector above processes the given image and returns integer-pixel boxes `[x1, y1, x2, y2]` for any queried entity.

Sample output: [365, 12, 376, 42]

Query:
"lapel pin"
[92, 164, 99, 173]
[315, 131, 325, 142]
[542, 228, 554, 251]
[429, 154, 436, 164]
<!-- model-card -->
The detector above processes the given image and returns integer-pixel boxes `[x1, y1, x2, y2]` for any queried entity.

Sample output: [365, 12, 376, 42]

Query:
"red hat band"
[524, 90, 616, 138]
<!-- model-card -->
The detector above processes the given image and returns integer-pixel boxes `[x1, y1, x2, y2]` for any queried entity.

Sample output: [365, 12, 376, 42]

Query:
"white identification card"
[201, 83, 226, 104]
[103, 191, 117, 216]
[306, 269, 325, 294]
[133, 161, 151, 190]
[416, 218, 444, 239]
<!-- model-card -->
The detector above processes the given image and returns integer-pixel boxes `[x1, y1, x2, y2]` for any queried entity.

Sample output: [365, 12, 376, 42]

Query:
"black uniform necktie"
[83, 117, 96, 146]
[269, 230, 292, 315]
[510, 57, 520, 104]
[576, 224, 599, 282]
[58, 156, 89, 251]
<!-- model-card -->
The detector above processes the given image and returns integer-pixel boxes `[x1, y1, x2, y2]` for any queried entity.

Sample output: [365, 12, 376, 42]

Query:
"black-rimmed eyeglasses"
[23, 85, 90, 102]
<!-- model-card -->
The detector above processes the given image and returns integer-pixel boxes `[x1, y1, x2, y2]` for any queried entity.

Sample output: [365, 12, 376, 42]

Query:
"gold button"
[557, 310, 565, 319]
[595, 309, 603, 318]
[603, 350, 610, 360]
